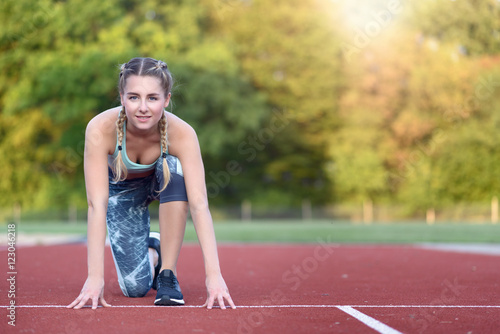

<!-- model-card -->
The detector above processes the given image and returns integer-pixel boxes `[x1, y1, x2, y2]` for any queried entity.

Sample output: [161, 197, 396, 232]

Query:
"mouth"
[136, 116, 151, 121]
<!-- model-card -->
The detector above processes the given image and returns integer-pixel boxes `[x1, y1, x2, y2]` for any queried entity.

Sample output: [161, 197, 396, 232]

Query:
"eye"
[129, 96, 138, 100]
[149, 96, 158, 101]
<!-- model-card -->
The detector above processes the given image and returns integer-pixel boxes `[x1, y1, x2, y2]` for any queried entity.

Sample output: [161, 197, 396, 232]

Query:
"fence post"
[69, 203, 77, 224]
[363, 199, 373, 224]
[13, 203, 21, 224]
[492, 196, 498, 224]
[426, 208, 435, 225]
[241, 200, 252, 221]
[302, 199, 312, 221]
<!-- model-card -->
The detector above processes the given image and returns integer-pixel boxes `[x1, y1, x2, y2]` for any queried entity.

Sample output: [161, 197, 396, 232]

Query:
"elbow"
[189, 198, 210, 217]
[87, 199, 108, 215]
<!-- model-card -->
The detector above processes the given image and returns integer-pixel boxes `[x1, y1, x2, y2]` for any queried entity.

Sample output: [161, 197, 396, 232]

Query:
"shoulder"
[85, 107, 121, 152]
[166, 112, 199, 156]
[86, 107, 121, 133]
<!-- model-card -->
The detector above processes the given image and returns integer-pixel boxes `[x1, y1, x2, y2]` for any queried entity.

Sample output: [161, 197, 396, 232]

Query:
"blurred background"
[1, 0, 500, 227]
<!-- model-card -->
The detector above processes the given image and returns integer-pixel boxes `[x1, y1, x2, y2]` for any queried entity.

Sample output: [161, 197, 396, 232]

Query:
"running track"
[1, 242, 500, 333]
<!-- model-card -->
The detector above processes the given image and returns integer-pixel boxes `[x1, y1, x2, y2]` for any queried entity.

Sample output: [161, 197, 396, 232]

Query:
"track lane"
[1, 243, 499, 333]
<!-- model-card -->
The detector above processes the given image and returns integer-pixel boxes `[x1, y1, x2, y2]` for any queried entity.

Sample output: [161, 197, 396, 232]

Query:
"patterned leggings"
[106, 156, 188, 297]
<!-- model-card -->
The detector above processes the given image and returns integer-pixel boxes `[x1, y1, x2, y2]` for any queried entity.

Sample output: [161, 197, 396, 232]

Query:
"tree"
[0, 0, 272, 211]
[213, 0, 343, 206]
[408, 0, 500, 56]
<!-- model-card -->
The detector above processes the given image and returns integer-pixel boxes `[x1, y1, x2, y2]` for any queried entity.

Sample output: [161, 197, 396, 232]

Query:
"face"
[120, 75, 170, 132]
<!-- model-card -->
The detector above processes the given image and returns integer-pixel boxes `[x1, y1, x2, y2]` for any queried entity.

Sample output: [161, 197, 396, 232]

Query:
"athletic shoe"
[154, 269, 185, 306]
[148, 232, 162, 290]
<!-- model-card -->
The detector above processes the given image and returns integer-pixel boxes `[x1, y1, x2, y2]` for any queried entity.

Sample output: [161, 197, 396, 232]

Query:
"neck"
[126, 120, 159, 138]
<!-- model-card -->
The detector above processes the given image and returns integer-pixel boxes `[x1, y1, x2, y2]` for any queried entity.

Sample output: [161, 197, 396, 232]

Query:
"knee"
[121, 283, 150, 298]
[119, 276, 151, 298]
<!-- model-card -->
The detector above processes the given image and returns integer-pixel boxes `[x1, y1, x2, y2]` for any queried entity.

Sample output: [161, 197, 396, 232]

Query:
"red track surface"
[1, 242, 500, 333]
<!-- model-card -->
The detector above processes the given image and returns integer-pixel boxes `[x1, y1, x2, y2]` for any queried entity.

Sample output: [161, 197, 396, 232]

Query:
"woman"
[67, 57, 235, 310]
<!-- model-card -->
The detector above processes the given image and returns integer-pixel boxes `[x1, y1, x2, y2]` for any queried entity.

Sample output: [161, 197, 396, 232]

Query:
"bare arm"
[84, 118, 110, 279]
[171, 119, 235, 309]
[68, 114, 113, 310]
[181, 128, 220, 275]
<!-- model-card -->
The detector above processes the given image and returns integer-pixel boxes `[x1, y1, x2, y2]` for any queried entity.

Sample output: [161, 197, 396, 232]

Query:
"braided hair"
[113, 57, 173, 191]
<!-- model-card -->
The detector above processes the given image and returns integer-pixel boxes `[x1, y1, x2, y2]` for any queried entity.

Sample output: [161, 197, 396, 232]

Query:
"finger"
[74, 295, 90, 310]
[92, 296, 99, 310]
[100, 296, 112, 307]
[218, 295, 226, 310]
[67, 297, 82, 309]
[225, 294, 236, 309]
[67, 291, 84, 308]
[206, 295, 215, 309]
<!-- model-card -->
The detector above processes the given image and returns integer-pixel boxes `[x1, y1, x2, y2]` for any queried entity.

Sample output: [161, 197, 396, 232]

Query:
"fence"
[1, 198, 498, 224]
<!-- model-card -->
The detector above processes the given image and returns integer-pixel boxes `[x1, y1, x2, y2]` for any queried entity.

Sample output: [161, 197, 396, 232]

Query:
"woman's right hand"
[67, 276, 111, 310]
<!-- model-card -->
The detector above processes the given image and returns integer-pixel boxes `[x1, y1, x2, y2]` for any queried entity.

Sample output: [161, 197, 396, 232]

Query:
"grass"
[7, 219, 500, 244]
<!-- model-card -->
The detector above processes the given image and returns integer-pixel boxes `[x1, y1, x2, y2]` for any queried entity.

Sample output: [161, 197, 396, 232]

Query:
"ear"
[164, 93, 171, 108]
[120, 93, 125, 106]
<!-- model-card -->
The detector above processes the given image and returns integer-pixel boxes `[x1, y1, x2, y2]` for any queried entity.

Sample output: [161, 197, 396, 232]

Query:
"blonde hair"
[112, 57, 173, 191]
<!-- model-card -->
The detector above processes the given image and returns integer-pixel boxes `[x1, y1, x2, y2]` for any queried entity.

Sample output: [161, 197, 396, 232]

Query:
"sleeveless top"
[108, 121, 163, 173]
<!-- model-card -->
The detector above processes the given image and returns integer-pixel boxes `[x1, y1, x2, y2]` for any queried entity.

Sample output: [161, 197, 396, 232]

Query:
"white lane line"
[1, 304, 500, 309]
[1, 304, 336, 309]
[337, 306, 403, 334]
[352, 305, 500, 308]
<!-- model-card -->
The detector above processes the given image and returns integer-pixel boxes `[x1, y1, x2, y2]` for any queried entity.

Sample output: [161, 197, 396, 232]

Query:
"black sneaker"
[148, 232, 162, 290]
[154, 269, 185, 306]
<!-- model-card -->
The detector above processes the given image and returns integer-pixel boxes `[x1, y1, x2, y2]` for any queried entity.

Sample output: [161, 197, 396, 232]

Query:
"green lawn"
[9, 220, 500, 244]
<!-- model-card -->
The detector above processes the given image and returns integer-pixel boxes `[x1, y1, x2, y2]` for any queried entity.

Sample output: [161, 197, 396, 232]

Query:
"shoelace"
[161, 275, 179, 290]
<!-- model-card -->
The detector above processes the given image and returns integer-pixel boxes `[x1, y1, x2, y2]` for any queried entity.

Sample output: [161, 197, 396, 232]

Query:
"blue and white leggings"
[106, 156, 188, 297]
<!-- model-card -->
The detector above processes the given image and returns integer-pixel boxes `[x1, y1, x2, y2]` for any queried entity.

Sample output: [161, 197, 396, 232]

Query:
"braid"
[155, 60, 167, 70]
[116, 57, 174, 189]
[158, 112, 171, 192]
[113, 108, 128, 182]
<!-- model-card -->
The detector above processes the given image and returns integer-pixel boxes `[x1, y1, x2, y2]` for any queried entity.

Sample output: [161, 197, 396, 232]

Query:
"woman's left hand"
[203, 274, 236, 309]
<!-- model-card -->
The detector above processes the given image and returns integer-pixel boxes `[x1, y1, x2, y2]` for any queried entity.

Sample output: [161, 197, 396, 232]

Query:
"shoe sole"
[154, 295, 185, 306]
[150, 231, 161, 241]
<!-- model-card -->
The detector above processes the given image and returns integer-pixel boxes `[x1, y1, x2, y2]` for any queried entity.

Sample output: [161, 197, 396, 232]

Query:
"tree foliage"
[1, 0, 499, 216]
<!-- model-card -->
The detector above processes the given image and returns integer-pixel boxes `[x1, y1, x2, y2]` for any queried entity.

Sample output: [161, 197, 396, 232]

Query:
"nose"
[139, 99, 147, 113]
